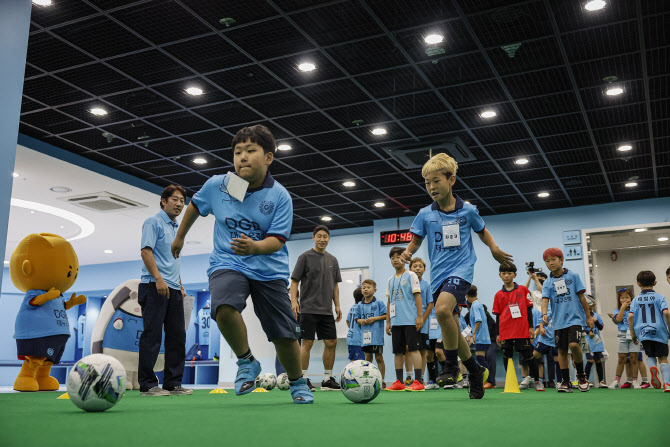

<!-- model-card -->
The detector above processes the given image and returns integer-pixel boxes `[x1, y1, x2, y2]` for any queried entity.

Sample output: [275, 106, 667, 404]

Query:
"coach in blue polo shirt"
[138, 184, 191, 396]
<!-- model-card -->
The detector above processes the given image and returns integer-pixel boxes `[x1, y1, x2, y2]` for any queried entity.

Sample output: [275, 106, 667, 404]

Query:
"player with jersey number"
[541, 248, 594, 393]
[629, 270, 670, 392]
[197, 304, 211, 357]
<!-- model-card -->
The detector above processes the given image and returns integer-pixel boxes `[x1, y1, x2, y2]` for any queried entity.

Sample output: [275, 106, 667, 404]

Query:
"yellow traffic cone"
[57, 392, 70, 399]
[209, 388, 228, 394]
[252, 387, 269, 393]
[503, 358, 521, 393]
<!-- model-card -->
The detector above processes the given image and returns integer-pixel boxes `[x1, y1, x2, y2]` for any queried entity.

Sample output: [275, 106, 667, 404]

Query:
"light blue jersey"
[346, 303, 362, 347]
[14, 290, 70, 339]
[191, 172, 292, 282]
[197, 307, 211, 345]
[409, 196, 486, 295]
[470, 300, 491, 344]
[612, 308, 631, 331]
[534, 306, 555, 347]
[459, 314, 468, 332]
[77, 314, 86, 347]
[584, 312, 605, 352]
[419, 279, 431, 335]
[385, 271, 421, 327]
[541, 268, 586, 330]
[141, 210, 181, 289]
[428, 305, 441, 340]
[356, 298, 387, 346]
[631, 290, 669, 344]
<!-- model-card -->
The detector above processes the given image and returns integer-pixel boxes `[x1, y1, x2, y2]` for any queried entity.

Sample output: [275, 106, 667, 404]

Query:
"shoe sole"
[650, 367, 662, 389]
[320, 387, 340, 391]
[140, 392, 170, 396]
[168, 390, 193, 395]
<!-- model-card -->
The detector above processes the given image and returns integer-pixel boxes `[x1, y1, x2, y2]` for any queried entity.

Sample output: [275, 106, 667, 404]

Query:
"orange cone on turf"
[503, 358, 521, 393]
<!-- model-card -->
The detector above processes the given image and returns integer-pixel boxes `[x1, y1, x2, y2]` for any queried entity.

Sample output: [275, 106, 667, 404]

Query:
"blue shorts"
[474, 343, 491, 352]
[626, 352, 643, 362]
[209, 269, 300, 342]
[534, 342, 558, 357]
[586, 352, 604, 361]
[17, 334, 69, 364]
[432, 276, 471, 314]
[348, 345, 365, 361]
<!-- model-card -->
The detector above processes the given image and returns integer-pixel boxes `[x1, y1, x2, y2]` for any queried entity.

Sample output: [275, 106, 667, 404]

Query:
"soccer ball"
[276, 373, 290, 390]
[256, 373, 277, 390]
[67, 354, 126, 412]
[340, 360, 382, 403]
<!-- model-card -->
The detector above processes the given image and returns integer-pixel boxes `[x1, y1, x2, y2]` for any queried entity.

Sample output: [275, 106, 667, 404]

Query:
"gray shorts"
[617, 330, 641, 354]
[209, 269, 300, 342]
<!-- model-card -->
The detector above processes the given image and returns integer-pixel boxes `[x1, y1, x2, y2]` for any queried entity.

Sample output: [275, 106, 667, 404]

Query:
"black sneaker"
[164, 385, 193, 395]
[321, 377, 340, 391]
[468, 366, 488, 400]
[436, 362, 462, 388]
[546, 380, 556, 388]
[306, 378, 316, 392]
[557, 380, 573, 393]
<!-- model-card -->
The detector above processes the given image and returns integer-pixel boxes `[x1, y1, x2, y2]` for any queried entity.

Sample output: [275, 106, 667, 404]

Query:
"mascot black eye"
[67, 271, 72, 278]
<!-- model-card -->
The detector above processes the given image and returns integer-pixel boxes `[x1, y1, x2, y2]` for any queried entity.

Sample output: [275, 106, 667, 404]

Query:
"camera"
[525, 261, 542, 274]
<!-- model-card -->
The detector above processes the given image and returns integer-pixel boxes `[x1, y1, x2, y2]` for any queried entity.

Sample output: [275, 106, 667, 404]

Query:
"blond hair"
[422, 153, 458, 178]
[409, 257, 426, 269]
[362, 279, 376, 288]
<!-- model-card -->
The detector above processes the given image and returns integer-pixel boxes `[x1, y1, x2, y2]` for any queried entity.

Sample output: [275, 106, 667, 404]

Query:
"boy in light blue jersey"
[172, 125, 312, 404]
[466, 285, 492, 389]
[401, 153, 512, 399]
[541, 247, 595, 393]
[534, 305, 559, 387]
[385, 247, 424, 391]
[410, 258, 434, 386]
[629, 270, 670, 391]
[583, 296, 606, 387]
[356, 279, 387, 385]
[346, 288, 364, 362]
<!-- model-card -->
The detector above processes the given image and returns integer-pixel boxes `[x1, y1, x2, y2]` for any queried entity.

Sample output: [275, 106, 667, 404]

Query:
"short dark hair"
[499, 262, 517, 273]
[666, 266, 670, 276]
[536, 272, 548, 283]
[389, 246, 404, 258]
[353, 287, 363, 304]
[362, 279, 376, 288]
[466, 285, 477, 297]
[313, 225, 330, 236]
[231, 124, 276, 154]
[160, 184, 186, 209]
[637, 270, 656, 288]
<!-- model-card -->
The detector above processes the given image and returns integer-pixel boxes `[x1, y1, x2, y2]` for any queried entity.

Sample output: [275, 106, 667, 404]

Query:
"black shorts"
[586, 352, 604, 361]
[392, 325, 422, 354]
[554, 325, 583, 351]
[362, 345, 384, 354]
[501, 338, 534, 356]
[641, 340, 669, 358]
[432, 276, 471, 315]
[300, 313, 337, 340]
[16, 334, 69, 364]
[420, 333, 430, 350]
[429, 339, 444, 351]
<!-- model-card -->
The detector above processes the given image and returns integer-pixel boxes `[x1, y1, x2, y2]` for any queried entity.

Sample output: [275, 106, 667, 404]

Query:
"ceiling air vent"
[384, 137, 476, 169]
[58, 191, 148, 213]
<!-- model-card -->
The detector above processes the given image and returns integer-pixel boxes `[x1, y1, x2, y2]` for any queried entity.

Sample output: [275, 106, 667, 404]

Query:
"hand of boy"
[586, 315, 595, 329]
[386, 323, 392, 336]
[631, 334, 638, 345]
[415, 316, 423, 331]
[490, 246, 513, 266]
[540, 326, 546, 336]
[230, 234, 258, 255]
[496, 335, 501, 346]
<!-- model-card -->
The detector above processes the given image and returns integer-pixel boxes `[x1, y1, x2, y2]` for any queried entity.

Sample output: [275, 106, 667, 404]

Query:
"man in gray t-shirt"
[290, 225, 342, 391]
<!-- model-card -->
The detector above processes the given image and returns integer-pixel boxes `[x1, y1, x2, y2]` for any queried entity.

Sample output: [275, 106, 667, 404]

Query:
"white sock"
[324, 370, 332, 381]
[302, 370, 308, 377]
[660, 363, 670, 385]
[648, 357, 657, 368]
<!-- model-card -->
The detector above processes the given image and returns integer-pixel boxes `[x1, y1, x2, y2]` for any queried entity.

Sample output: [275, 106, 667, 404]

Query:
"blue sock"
[648, 357, 657, 368]
[661, 363, 670, 385]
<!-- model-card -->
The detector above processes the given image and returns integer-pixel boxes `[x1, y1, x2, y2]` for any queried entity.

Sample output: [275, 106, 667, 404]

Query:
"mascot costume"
[10, 233, 86, 391]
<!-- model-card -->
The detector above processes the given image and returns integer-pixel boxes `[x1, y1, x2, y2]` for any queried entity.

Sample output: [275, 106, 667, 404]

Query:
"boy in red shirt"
[493, 263, 543, 391]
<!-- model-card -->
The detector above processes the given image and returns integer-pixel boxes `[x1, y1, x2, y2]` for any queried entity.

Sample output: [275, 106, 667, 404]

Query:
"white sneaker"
[598, 381, 607, 388]
[608, 380, 621, 389]
[632, 381, 641, 389]
[455, 381, 464, 389]
[519, 376, 533, 390]
[425, 381, 439, 390]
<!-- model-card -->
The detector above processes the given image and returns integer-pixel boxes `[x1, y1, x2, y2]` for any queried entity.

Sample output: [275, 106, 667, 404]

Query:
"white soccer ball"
[276, 373, 290, 390]
[67, 354, 126, 412]
[340, 360, 382, 403]
[256, 373, 277, 390]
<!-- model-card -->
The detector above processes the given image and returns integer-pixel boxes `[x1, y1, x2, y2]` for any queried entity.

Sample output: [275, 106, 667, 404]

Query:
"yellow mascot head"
[9, 233, 79, 293]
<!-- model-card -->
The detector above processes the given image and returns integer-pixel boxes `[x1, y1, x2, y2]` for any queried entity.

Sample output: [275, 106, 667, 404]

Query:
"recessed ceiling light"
[60, 225, 64, 229]
[298, 62, 316, 72]
[104, 249, 113, 254]
[277, 144, 292, 151]
[606, 86, 624, 96]
[342, 181, 356, 187]
[634, 228, 647, 232]
[537, 192, 550, 198]
[514, 158, 529, 165]
[185, 87, 203, 96]
[193, 157, 207, 165]
[50, 186, 72, 193]
[12, 172, 19, 178]
[32, 0, 52, 5]
[373, 202, 385, 208]
[480, 110, 497, 118]
[624, 182, 637, 188]
[321, 216, 332, 221]
[30, 211, 35, 214]
[89, 107, 108, 116]
[584, 0, 606, 11]
[371, 127, 387, 135]
[202, 289, 206, 292]
[11, 198, 95, 241]
[424, 34, 444, 45]
[617, 144, 632, 152]
[658, 237, 669, 242]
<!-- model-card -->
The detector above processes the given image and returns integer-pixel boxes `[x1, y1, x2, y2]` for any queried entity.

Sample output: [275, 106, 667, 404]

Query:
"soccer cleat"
[535, 381, 545, 392]
[664, 383, 670, 393]
[387, 380, 406, 391]
[140, 386, 170, 396]
[436, 363, 462, 388]
[406, 380, 425, 392]
[164, 385, 193, 395]
[306, 378, 316, 392]
[640, 381, 650, 389]
[632, 381, 641, 390]
[483, 382, 495, 389]
[608, 380, 621, 389]
[519, 376, 533, 390]
[235, 358, 261, 395]
[404, 376, 413, 386]
[650, 366, 662, 389]
[468, 365, 488, 399]
[321, 377, 341, 391]
[621, 381, 632, 389]
[577, 375, 590, 392]
[425, 381, 439, 390]
[289, 378, 314, 404]
[443, 384, 455, 390]
[557, 380, 573, 393]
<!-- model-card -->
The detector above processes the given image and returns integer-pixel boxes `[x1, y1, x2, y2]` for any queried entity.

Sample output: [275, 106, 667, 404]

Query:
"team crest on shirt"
[259, 201, 274, 215]
[47, 348, 54, 356]
[566, 279, 572, 285]
[401, 279, 408, 286]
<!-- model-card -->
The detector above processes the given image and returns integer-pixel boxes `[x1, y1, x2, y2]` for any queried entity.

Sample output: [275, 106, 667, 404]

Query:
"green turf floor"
[0, 387, 667, 447]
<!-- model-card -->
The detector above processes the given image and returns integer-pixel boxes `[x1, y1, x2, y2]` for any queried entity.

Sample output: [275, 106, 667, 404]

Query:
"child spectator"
[608, 288, 641, 389]
[583, 295, 606, 387]
[356, 279, 387, 388]
[346, 288, 364, 361]
[466, 286, 493, 389]
[409, 258, 433, 386]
